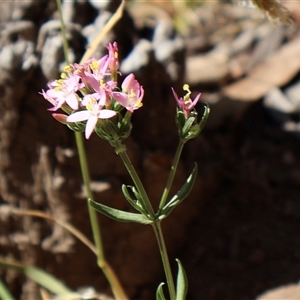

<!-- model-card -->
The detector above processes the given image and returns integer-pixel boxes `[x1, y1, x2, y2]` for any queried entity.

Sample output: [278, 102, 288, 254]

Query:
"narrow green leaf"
[198, 103, 210, 132]
[158, 164, 198, 220]
[175, 259, 188, 300]
[0, 259, 72, 295]
[121, 184, 145, 213]
[182, 116, 196, 135]
[0, 278, 16, 300]
[156, 283, 167, 300]
[89, 199, 153, 224]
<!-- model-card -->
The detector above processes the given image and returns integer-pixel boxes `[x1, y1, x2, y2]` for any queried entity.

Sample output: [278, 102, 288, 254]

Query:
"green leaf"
[89, 199, 153, 224]
[0, 259, 72, 296]
[156, 283, 167, 300]
[121, 185, 146, 214]
[0, 278, 16, 300]
[175, 259, 188, 300]
[158, 164, 198, 220]
[182, 116, 195, 136]
[198, 103, 210, 133]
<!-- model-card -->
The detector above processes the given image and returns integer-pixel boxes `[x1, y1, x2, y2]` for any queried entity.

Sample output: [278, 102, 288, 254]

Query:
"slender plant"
[41, 35, 209, 298]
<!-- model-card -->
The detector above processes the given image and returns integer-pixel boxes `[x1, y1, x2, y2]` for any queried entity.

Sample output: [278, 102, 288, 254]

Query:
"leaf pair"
[156, 259, 188, 300]
[89, 164, 198, 225]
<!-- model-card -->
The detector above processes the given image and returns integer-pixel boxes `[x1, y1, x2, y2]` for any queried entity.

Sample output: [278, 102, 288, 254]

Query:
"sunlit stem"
[107, 123, 155, 218]
[152, 221, 176, 300]
[56, 0, 70, 65]
[117, 147, 176, 299]
[74, 132, 104, 262]
[56, 0, 104, 267]
[158, 139, 185, 212]
[56, 1, 128, 299]
[110, 127, 176, 299]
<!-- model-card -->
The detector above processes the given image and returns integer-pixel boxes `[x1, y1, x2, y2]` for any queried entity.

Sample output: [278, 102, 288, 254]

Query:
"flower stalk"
[158, 139, 185, 213]
[55, 1, 127, 299]
[110, 134, 176, 299]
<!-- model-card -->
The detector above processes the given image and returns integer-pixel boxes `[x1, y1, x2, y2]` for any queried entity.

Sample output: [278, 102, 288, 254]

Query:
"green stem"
[56, 0, 70, 65]
[56, 1, 128, 299]
[55, 0, 104, 268]
[75, 133, 128, 299]
[113, 138, 175, 299]
[159, 140, 185, 212]
[117, 147, 155, 218]
[152, 222, 176, 300]
[74, 132, 105, 263]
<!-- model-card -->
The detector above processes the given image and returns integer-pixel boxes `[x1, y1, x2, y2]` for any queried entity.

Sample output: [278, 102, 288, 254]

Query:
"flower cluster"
[41, 42, 144, 139]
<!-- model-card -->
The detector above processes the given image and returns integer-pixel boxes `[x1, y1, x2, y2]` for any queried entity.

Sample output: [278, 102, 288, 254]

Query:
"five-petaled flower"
[112, 73, 144, 113]
[46, 68, 84, 111]
[66, 92, 116, 139]
[171, 84, 201, 118]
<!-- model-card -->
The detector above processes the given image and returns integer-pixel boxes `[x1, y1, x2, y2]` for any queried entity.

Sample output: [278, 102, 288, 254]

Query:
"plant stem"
[56, 0, 70, 65]
[56, 0, 105, 269]
[159, 140, 185, 212]
[152, 221, 176, 300]
[56, 1, 128, 298]
[115, 141, 176, 299]
[75, 133, 128, 299]
[117, 148, 155, 218]
[74, 132, 104, 262]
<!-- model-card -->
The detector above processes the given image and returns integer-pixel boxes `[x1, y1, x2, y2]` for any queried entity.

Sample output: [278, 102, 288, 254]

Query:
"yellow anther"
[63, 65, 72, 72]
[128, 89, 136, 99]
[86, 98, 96, 111]
[90, 60, 99, 71]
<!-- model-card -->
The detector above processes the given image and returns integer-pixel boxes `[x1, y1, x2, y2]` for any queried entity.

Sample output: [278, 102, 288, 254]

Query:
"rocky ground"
[1, 1, 300, 299]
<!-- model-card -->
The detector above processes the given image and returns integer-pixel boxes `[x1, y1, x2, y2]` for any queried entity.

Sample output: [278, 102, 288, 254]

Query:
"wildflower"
[171, 84, 201, 118]
[45, 68, 84, 111]
[67, 92, 116, 139]
[88, 56, 110, 82]
[112, 74, 144, 113]
[172, 84, 209, 142]
[106, 42, 119, 76]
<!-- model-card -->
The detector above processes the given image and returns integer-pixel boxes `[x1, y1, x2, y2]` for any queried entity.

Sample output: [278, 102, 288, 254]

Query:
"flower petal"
[112, 92, 129, 107]
[67, 110, 90, 122]
[85, 115, 98, 139]
[66, 93, 79, 110]
[98, 110, 117, 119]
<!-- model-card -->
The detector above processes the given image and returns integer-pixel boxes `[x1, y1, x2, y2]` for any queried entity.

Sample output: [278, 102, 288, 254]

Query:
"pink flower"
[171, 84, 201, 118]
[46, 73, 83, 111]
[66, 92, 116, 139]
[112, 73, 144, 112]
[106, 42, 119, 74]
[88, 56, 110, 82]
[40, 88, 57, 108]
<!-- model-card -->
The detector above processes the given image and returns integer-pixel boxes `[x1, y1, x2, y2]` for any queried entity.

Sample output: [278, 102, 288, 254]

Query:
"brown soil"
[1, 1, 300, 300]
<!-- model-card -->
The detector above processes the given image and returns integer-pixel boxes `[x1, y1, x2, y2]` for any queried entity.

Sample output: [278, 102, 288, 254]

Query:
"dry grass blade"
[80, 0, 125, 63]
[11, 207, 97, 255]
[251, 0, 293, 24]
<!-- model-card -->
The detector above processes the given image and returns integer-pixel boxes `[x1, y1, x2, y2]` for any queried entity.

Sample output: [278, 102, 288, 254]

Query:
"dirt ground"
[1, 1, 300, 299]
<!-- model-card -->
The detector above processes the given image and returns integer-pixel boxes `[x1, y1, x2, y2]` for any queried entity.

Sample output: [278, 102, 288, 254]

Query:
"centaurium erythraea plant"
[40, 42, 144, 140]
[40, 41, 209, 300]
